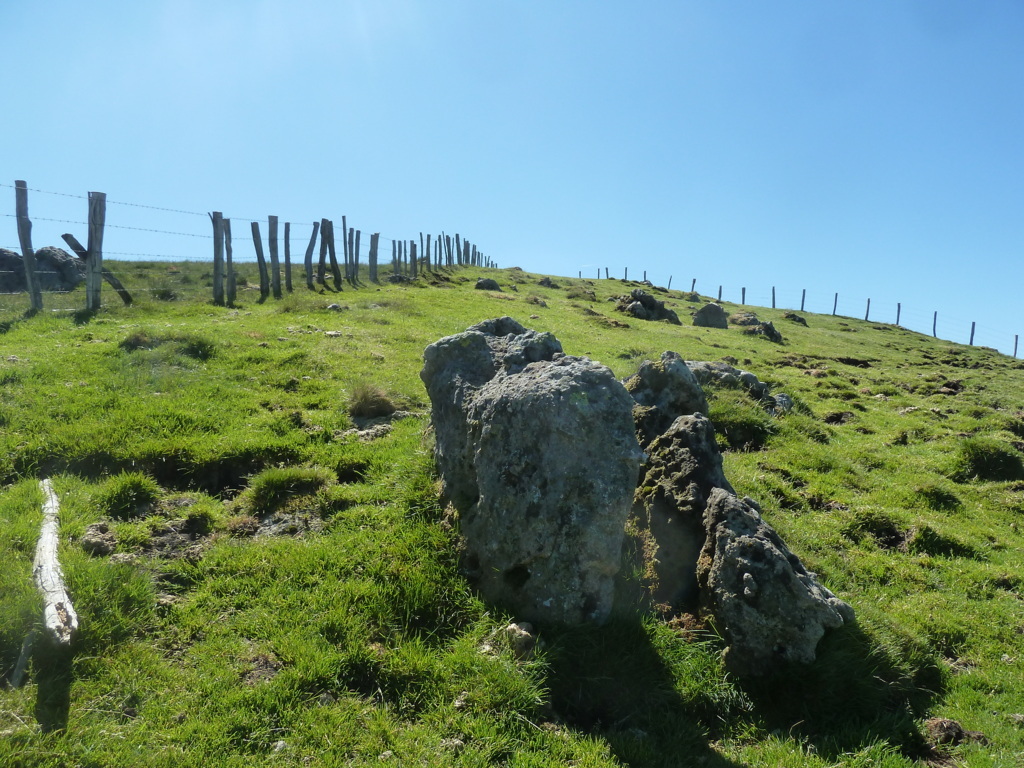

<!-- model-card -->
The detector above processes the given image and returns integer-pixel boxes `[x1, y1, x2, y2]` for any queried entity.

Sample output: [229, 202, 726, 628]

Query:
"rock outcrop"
[615, 289, 681, 325]
[422, 321, 853, 672]
[475, 278, 501, 291]
[421, 317, 642, 625]
[696, 489, 855, 676]
[0, 246, 86, 293]
[692, 303, 729, 328]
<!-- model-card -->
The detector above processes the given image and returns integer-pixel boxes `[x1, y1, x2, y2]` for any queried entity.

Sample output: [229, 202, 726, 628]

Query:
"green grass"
[2, 262, 1024, 766]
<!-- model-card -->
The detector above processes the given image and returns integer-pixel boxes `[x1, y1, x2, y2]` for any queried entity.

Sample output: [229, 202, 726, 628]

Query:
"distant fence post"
[896, 303, 901, 326]
[717, 285, 722, 302]
[410, 242, 418, 279]
[741, 287, 746, 304]
[345, 228, 354, 285]
[369, 233, 379, 281]
[969, 321, 976, 346]
[933, 311, 937, 338]
[268, 215, 282, 299]
[690, 278, 696, 292]
[317, 219, 328, 285]
[225, 219, 236, 305]
[14, 180, 43, 312]
[328, 222, 343, 290]
[865, 298, 870, 322]
[605, 268, 609, 279]
[667, 276, 672, 289]
[211, 211, 225, 305]
[800, 289, 806, 312]
[643, 270, 646, 282]
[284, 222, 292, 293]
[771, 286, 776, 309]
[832, 293, 838, 315]
[85, 191, 106, 311]
[1015, 335, 1019, 358]
[353, 230, 361, 284]
[341, 216, 350, 281]
[303, 221, 320, 290]
[624, 267, 628, 281]
[250, 221, 270, 301]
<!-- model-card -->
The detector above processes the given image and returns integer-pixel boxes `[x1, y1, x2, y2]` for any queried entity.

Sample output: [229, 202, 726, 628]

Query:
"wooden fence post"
[61, 233, 132, 306]
[211, 211, 225, 305]
[625, 267, 628, 281]
[865, 298, 871, 322]
[933, 311, 937, 338]
[341, 216, 350, 282]
[717, 285, 722, 301]
[35, 480, 79, 646]
[425, 234, 432, 272]
[369, 233, 380, 281]
[801, 289, 806, 312]
[84, 191, 106, 311]
[225, 219, 236, 305]
[605, 268, 609, 279]
[741, 287, 746, 304]
[969, 321, 976, 346]
[643, 270, 646, 282]
[667, 276, 672, 289]
[268, 215, 282, 299]
[896, 303, 901, 326]
[284, 222, 292, 292]
[833, 293, 838, 315]
[1014, 334, 1019, 358]
[690, 278, 696, 292]
[772, 286, 776, 309]
[14, 180, 43, 312]
[410, 242, 418, 278]
[345, 228, 354, 285]
[250, 221, 270, 301]
[328, 222, 343, 290]
[303, 221, 320, 290]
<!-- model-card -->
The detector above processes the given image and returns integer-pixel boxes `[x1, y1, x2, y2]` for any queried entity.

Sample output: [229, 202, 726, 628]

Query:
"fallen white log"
[33, 479, 78, 646]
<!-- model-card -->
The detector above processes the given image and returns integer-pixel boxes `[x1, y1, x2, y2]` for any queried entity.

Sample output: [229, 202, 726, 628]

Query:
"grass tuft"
[95, 471, 160, 519]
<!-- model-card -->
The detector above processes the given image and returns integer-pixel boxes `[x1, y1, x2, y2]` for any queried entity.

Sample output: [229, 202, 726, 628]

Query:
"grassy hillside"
[1, 262, 1023, 767]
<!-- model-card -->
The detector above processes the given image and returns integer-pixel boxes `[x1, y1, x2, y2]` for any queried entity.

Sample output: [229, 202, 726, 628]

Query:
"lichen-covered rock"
[0, 246, 86, 293]
[743, 321, 784, 343]
[685, 360, 771, 400]
[728, 312, 761, 326]
[692, 303, 729, 328]
[623, 352, 709, 447]
[615, 289, 681, 325]
[782, 312, 808, 326]
[421, 318, 641, 625]
[475, 278, 501, 291]
[630, 415, 733, 610]
[696, 489, 855, 676]
[420, 317, 561, 509]
[463, 355, 642, 625]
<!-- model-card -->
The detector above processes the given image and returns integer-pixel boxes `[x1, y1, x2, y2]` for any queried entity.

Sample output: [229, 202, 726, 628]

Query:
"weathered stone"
[82, 522, 117, 556]
[475, 278, 501, 291]
[537, 277, 559, 289]
[420, 317, 562, 510]
[630, 415, 733, 610]
[728, 312, 761, 326]
[696, 489, 854, 676]
[623, 352, 709, 447]
[782, 312, 808, 326]
[685, 360, 771, 400]
[0, 246, 85, 293]
[615, 289, 681, 325]
[692, 303, 728, 329]
[462, 355, 642, 625]
[743, 321, 784, 343]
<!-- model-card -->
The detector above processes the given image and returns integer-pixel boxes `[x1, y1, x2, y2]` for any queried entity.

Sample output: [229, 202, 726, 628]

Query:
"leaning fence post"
[865, 298, 871, 322]
[303, 221, 320, 290]
[969, 321, 976, 346]
[933, 311, 937, 338]
[268, 215, 282, 299]
[833, 293, 838, 315]
[250, 221, 270, 301]
[896, 303, 901, 326]
[211, 211, 225, 305]
[14, 180, 43, 312]
[328, 222, 343, 290]
[691, 278, 696, 292]
[667, 276, 672, 289]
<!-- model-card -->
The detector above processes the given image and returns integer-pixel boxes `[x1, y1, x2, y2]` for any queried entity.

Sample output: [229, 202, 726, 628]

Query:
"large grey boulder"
[421, 318, 642, 625]
[464, 355, 642, 624]
[696, 489, 855, 676]
[0, 246, 85, 293]
[420, 317, 561, 510]
[692, 303, 729, 329]
[623, 351, 709, 447]
[630, 414, 732, 610]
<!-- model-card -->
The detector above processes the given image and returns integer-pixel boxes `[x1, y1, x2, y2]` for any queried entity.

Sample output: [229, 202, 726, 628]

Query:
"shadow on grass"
[735, 621, 941, 762]
[33, 642, 74, 733]
[541, 619, 745, 768]
[540, 618, 941, 766]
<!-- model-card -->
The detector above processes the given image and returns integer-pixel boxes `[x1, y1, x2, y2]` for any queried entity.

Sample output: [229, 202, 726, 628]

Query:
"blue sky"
[4, 1, 1023, 354]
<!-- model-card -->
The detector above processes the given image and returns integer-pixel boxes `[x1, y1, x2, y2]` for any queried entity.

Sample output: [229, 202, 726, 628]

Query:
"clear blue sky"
[4, 1, 1023, 354]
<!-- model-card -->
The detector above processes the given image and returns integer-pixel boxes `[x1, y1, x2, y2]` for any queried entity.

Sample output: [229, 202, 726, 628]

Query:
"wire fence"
[2, 182, 1020, 358]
